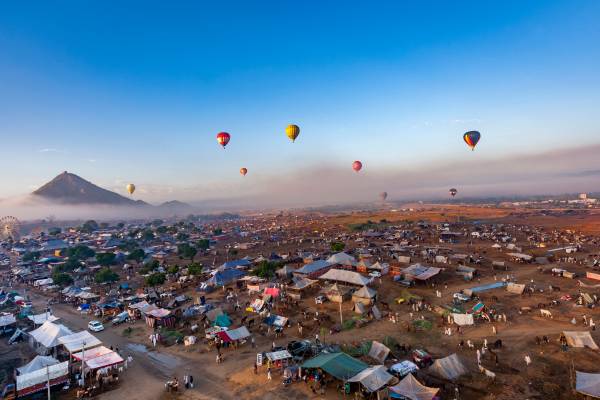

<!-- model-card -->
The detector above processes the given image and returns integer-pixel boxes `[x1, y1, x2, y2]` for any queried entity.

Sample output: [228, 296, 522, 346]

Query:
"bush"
[330, 242, 345, 252]
[146, 273, 166, 286]
[187, 263, 203, 276]
[252, 261, 283, 279]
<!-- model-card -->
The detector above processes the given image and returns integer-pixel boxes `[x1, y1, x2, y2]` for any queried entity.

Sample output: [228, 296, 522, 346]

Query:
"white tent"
[16, 361, 69, 396]
[319, 269, 371, 286]
[348, 365, 394, 393]
[452, 313, 474, 326]
[29, 321, 73, 350]
[563, 331, 599, 349]
[16, 355, 59, 375]
[429, 353, 468, 380]
[0, 314, 16, 327]
[368, 341, 390, 364]
[58, 330, 102, 353]
[27, 313, 60, 325]
[576, 371, 600, 398]
[389, 373, 439, 400]
[225, 326, 251, 341]
[326, 252, 356, 266]
[85, 351, 124, 370]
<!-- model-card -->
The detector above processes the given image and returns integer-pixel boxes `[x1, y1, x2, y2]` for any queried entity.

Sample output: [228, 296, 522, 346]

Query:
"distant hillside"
[32, 171, 146, 206]
[158, 200, 196, 214]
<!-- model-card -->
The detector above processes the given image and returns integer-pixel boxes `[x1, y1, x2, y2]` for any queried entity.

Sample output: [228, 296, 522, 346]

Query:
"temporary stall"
[319, 269, 371, 287]
[389, 373, 439, 400]
[348, 365, 394, 393]
[452, 313, 474, 326]
[27, 313, 60, 325]
[368, 341, 390, 364]
[16, 361, 69, 397]
[429, 354, 468, 381]
[302, 352, 368, 381]
[0, 313, 16, 328]
[29, 321, 73, 354]
[58, 330, 102, 353]
[352, 286, 377, 305]
[402, 264, 442, 281]
[16, 355, 59, 375]
[506, 283, 526, 295]
[216, 326, 250, 343]
[72, 346, 113, 362]
[263, 315, 288, 327]
[324, 283, 352, 303]
[85, 351, 124, 370]
[563, 331, 599, 349]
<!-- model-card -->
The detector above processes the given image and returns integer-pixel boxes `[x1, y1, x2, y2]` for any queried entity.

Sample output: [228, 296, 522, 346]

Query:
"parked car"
[315, 295, 327, 305]
[88, 320, 104, 332]
[453, 292, 471, 302]
[287, 340, 313, 359]
[112, 311, 130, 325]
[411, 349, 432, 368]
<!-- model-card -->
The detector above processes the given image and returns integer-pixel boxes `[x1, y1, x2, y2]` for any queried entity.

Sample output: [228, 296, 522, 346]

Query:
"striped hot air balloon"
[463, 131, 481, 151]
[286, 124, 300, 142]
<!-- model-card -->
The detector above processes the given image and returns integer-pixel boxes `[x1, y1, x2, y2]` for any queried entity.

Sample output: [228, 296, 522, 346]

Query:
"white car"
[453, 293, 471, 302]
[88, 320, 105, 332]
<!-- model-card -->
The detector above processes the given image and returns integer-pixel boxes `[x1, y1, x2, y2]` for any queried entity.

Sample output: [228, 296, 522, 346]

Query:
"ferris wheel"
[0, 216, 21, 241]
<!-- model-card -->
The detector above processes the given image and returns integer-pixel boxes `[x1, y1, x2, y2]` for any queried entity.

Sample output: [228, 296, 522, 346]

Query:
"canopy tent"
[208, 269, 247, 286]
[0, 313, 16, 327]
[389, 373, 439, 400]
[146, 308, 171, 318]
[85, 351, 124, 370]
[16, 361, 69, 397]
[402, 264, 442, 281]
[29, 321, 73, 349]
[27, 313, 60, 325]
[319, 269, 371, 286]
[266, 350, 292, 362]
[429, 354, 468, 380]
[302, 352, 368, 381]
[576, 371, 600, 398]
[58, 330, 102, 353]
[452, 313, 474, 326]
[352, 286, 377, 305]
[326, 252, 357, 266]
[348, 365, 394, 393]
[17, 355, 59, 375]
[263, 315, 288, 327]
[216, 326, 250, 342]
[72, 345, 113, 361]
[368, 341, 390, 364]
[506, 283, 526, 295]
[563, 331, 599, 349]
[290, 277, 318, 291]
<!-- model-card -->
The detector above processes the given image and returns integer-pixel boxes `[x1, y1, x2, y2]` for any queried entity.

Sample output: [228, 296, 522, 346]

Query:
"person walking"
[267, 367, 272, 381]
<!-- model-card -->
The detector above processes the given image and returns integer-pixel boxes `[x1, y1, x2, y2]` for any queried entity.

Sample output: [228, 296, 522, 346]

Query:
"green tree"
[23, 251, 41, 262]
[187, 262, 203, 276]
[213, 228, 223, 235]
[141, 229, 155, 241]
[146, 273, 166, 286]
[156, 226, 168, 234]
[176, 232, 189, 241]
[177, 243, 197, 261]
[126, 249, 146, 263]
[252, 261, 282, 279]
[196, 239, 210, 251]
[48, 227, 62, 236]
[330, 242, 345, 252]
[67, 245, 95, 261]
[95, 268, 120, 283]
[52, 272, 74, 287]
[167, 265, 180, 275]
[96, 252, 116, 267]
[140, 259, 159, 274]
[80, 220, 99, 233]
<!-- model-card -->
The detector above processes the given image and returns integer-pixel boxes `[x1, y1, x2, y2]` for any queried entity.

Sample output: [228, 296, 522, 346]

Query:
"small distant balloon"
[126, 183, 136, 195]
[352, 161, 363, 172]
[240, 167, 248, 176]
[379, 192, 388, 201]
[449, 188, 458, 197]
[463, 131, 481, 151]
[216, 132, 231, 148]
[286, 124, 300, 142]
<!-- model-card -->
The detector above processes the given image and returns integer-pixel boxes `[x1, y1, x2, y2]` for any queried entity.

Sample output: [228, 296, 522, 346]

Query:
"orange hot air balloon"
[240, 167, 248, 176]
[216, 132, 231, 148]
[126, 183, 136, 195]
[463, 130, 481, 151]
[352, 160, 363, 172]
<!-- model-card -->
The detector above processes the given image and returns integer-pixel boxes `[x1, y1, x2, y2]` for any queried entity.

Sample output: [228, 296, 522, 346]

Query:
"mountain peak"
[32, 172, 144, 206]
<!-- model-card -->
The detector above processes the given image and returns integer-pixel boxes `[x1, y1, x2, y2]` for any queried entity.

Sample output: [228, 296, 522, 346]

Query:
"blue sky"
[1, 1, 599, 203]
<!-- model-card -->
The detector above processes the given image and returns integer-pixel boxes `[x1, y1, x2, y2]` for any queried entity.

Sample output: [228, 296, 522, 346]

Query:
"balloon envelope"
[463, 131, 481, 150]
[217, 132, 231, 148]
[449, 188, 458, 197]
[352, 161, 362, 172]
[379, 192, 388, 201]
[286, 124, 300, 142]
[240, 167, 248, 176]
[126, 183, 136, 195]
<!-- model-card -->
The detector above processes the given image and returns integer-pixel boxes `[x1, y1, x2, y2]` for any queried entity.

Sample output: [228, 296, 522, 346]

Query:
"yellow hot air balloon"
[286, 124, 300, 142]
[126, 183, 136, 195]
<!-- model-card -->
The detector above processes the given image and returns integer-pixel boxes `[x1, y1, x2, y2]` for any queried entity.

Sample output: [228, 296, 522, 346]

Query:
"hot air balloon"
[286, 124, 300, 142]
[379, 192, 388, 201]
[449, 188, 458, 197]
[352, 161, 363, 172]
[126, 183, 136, 195]
[463, 130, 481, 151]
[216, 132, 231, 148]
[240, 167, 248, 176]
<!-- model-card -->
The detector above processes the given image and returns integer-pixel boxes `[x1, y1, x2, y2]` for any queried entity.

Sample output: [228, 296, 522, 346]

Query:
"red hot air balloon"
[463, 131, 481, 151]
[240, 167, 248, 176]
[216, 132, 231, 148]
[352, 161, 363, 172]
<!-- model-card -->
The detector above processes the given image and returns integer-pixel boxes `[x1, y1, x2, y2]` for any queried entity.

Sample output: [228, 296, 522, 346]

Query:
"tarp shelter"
[276, 265, 295, 278]
[294, 260, 332, 278]
[58, 330, 102, 353]
[72, 345, 113, 361]
[16, 361, 69, 397]
[208, 269, 247, 286]
[563, 331, 599, 349]
[352, 286, 377, 305]
[263, 315, 288, 327]
[29, 321, 73, 351]
[326, 252, 357, 266]
[389, 373, 439, 400]
[429, 354, 468, 380]
[216, 326, 250, 343]
[324, 283, 352, 303]
[27, 313, 60, 325]
[348, 365, 394, 393]
[576, 371, 600, 398]
[319, 269, 371, 286]
[463, 282, 507, 297]
[452, 313, 474, 326]
[266, 350, 292, 362]
[368, 341, 390, 364]
[290, 277, 318, 291]
[0, 313, 16, 327]
[214, 314, 232, 327]
[85, 351, 124, 370]
[402, 264, 442, 281]
[354, 302, 367, 314]
[16, 355, 59, 375]
[264, 287, 280, 297]
[506, 283, 526, 295]
[206, 307, 224, 322]
[302, 352, 368, 381]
